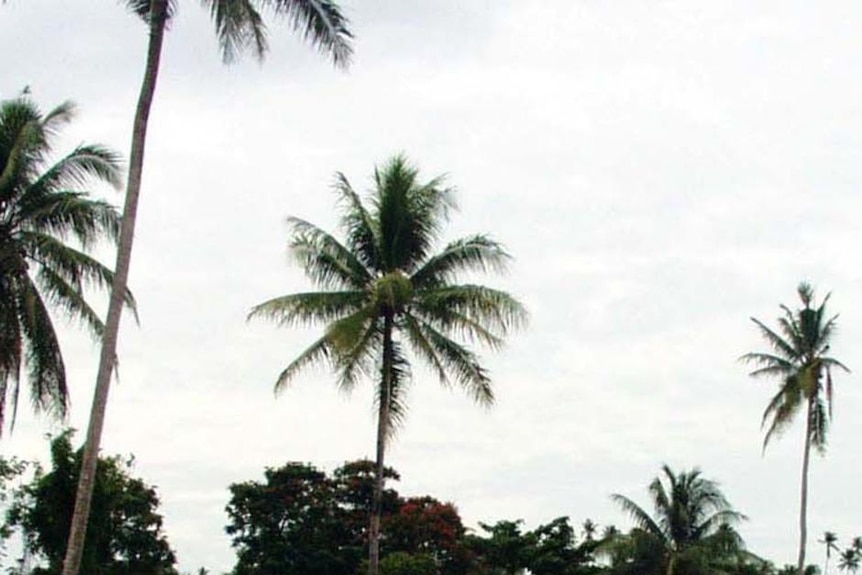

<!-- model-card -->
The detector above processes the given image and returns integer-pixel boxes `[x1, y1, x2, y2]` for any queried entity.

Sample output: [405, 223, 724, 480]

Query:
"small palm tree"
[610, 465, 747, 575]
[250, 155, 527, 575]
[0, 96, 133, 433]
[63, 3, 352, 575]
[822, 532, 840, 575]
[839, 548, 860, 574]
[741, 283, 850, 575]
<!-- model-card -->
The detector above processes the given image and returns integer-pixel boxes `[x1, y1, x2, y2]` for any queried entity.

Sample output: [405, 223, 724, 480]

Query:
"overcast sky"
[2, 1, 861, 572]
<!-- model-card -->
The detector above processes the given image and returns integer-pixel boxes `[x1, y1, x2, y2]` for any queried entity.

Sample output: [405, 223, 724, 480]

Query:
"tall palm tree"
[0, 96, 132, 433]
[62, 3, 352, 575]
[610, 465, 747, 575]
[822, 532, 840, 575]
[741, 283, 850, 575]
[250, 155, 527, 575]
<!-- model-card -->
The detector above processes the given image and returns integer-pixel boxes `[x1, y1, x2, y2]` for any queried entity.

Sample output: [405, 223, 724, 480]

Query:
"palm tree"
[610, 465, 747, 575]
[822, 532, 840, 575]
[62, 3, 352, 575]
[249, 155, 527, 575]
[741, 283, 850, 575]
[839, 549, 860, 574]
[0, 96, 133, 433]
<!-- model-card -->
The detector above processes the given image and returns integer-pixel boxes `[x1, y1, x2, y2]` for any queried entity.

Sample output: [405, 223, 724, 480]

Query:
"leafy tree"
[384, 496, 466, 575]
[63, 2, 352, 574]
[0, 96, 131, 433]
[5, 431, 176, 575]
[741, 283, 850, 575]
[226, 459, 471, 575]
[609, 465, 747, 575]
[225, 462, 352, 575]
[249, 155, 527, 575]
[526, 517, 599, 575]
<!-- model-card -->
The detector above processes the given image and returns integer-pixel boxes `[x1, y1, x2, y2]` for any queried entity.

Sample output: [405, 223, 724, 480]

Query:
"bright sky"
[2, 1, 861, 573]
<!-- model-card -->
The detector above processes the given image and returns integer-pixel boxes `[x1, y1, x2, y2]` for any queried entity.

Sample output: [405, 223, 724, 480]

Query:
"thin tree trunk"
[61, 3, 167, 575]
[797, 400, 814, 575]
[369, 312, 394, 575]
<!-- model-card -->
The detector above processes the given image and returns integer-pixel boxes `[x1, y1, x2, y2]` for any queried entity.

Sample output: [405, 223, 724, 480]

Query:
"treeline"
[4, 434, 860, 575]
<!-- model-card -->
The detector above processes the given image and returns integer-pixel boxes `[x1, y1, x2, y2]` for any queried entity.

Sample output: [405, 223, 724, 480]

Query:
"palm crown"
[0, 97, 134, 431]
[250, 155, 526, 431]
[741, 283, 850, 452]
[610, 465, 747, 575]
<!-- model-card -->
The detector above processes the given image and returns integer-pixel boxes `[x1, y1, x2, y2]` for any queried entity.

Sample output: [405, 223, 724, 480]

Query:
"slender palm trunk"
[61, 3, 167, 575]
[797, 400, 814, 575]
[369, 312, 394, 575]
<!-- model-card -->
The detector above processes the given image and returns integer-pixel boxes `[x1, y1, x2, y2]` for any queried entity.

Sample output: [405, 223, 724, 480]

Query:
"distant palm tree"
[610, 465, 747, 575]
[250, 155, 527, 575]
[741, 283, 850, 575]
[63, 3, 352, 575]
[839, 550, 860, 574]
[822, 532, 840, 575]
[0, 96, 132, 433]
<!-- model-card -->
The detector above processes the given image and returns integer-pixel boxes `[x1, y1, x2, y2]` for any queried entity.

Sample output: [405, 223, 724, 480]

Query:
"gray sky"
[2, 1, 861, 572]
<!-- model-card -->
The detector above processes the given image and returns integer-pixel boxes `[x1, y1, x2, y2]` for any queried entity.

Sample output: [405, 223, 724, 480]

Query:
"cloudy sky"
[2, 1, 862, 572]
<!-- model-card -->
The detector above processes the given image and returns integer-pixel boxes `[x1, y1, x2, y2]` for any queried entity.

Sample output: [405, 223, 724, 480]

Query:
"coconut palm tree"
[822, 532, 840, 575]
[250, 155, 527, 575]
[840, 548, 860, 574]
[741, 283, 850, 575]
[63, 3, 351, 575]
[0, 96, 132, 433]
[610, 465, 747, 575]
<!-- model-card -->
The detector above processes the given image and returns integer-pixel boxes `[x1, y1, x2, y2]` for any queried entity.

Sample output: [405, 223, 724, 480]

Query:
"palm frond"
[206, 0, 268, 63]
[272, 335, 332, 392]
[334, 172, 380, 271]
[414, 284, 528, 337]
[16, 193, 121, 250]
[15, 276, 68, 422]
[248, 290, 366, 327]
[415, 321, 494, 406]
[611, 493, 666, 543]
[27, 143, 123, 193]
[270, 0, 353, 68]
[410, 234, 511, 289]
[287, 216, 372, 289]
[19, 231, 137, 321]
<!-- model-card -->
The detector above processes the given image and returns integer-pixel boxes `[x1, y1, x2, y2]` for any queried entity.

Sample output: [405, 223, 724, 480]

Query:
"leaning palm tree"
[63, 3, 351, 575]
[0, 96, 132, 433]
[610, 465, 747, 575]
[741, 283, 850, 575]
[822, 532, 841, 575]
[250, 155, 527, 575]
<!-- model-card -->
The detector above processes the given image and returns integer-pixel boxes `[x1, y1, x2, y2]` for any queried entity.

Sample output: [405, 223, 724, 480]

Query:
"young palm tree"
[741, 283, 850, 575]
[250, 155, 527, 575]
[0, 96, 132, 433]
[63, 3, 352, 575]
[610, 465, 747, 575]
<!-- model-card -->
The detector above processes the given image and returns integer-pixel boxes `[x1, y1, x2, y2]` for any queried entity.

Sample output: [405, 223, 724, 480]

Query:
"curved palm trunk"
[797, 400, 814, 575]
[61, 3, 168, 575]
[369, 311, 394, 575]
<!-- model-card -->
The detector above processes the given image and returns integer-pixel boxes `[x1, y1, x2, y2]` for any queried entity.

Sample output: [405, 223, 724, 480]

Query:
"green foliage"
[608, 465, 748, 575]
[742, 283, 849, 452]
[249, 154, 528, 436]
[0, 96, 133, 432]
[379, 552, 438, 575]
[3, 431, 176, 575]
[225, 460, 421, 575]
